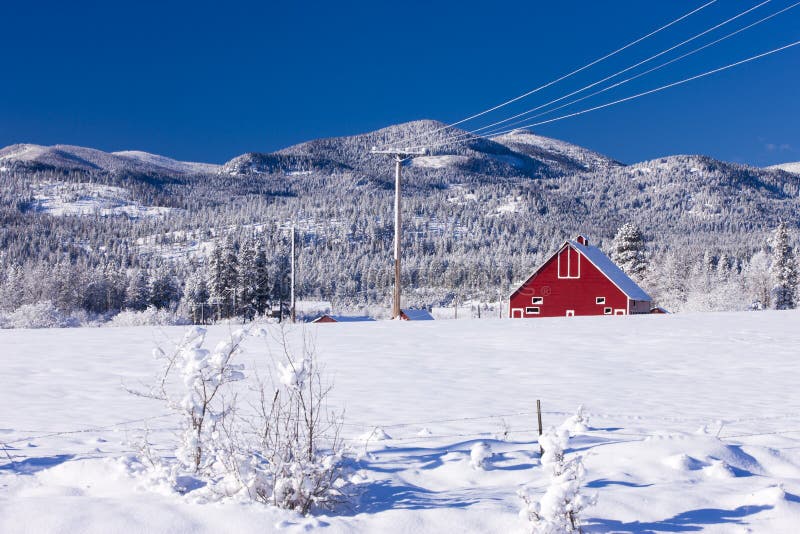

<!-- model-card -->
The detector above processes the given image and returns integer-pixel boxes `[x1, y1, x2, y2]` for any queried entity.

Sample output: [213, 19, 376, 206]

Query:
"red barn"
[508, 235, 652, 318]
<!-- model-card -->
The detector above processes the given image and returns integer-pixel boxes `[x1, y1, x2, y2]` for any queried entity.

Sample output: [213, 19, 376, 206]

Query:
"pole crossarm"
[370, 148, 428, 160]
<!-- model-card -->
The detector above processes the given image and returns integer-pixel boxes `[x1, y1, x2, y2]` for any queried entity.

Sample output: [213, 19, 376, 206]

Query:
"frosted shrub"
[470, 441, 493, 470]
[134, 324, 350, 514]
[4, 301, 78, 329]
[239, 330, 349, 514]
[519, 424, 595, 533]
[174, 327, 247, 472]
[109, 306, 189, 327]
[560, 405, 589, 435]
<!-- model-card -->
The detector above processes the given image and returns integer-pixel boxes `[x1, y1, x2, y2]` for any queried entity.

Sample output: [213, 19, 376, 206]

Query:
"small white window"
[526, 307, 540, 315]
[604, 307, 612, 315]
[596, 297, 606, 304]
[532, 297, 543, 305]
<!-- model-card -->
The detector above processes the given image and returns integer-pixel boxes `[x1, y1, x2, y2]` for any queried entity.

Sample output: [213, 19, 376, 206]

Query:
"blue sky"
[1, 0, 798, 165]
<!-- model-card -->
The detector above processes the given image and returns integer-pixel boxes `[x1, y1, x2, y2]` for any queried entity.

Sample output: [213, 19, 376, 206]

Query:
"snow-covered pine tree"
[124, 269, 151, 311]
[771, 222, 798, 310]
[182, 270, 210, 324]
[518, 425, 595, 533]
[237, 238, 257, 320]
[611, 223, 647, 282]
[208, 238, 239, 319]
[149, 267, 180, 310]
[743, 250, 772, 310]
[252, 243, 270, 316]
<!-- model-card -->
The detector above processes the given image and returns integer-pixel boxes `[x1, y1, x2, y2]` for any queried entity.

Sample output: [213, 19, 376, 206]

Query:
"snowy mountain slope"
[111, 150, 220, 175]
[555, 154, 800, 232]
[2, 310, 800, 532]
[0, 144, 219, 175]
[270, 120, 558, 182]
[767, 161, 800, 174]
[490, 129, 621, 173]
[29, 181, 180, 218]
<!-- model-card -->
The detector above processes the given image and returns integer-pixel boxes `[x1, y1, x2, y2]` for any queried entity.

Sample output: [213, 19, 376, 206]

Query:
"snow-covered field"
[2, 310, 800, 533]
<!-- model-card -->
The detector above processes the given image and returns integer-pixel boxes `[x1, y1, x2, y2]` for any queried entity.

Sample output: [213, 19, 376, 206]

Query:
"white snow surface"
[2, 310, 800, 532]
[767, 161, 800, 174]
[0, 143, 219, 175]
[30, 181, 179, 218]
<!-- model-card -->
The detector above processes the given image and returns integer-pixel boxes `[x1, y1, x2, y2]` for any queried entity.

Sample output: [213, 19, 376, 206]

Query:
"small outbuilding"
[399, 309, 434, 321]
[509, 234, 652, 318]
[311, 315, 376, 324]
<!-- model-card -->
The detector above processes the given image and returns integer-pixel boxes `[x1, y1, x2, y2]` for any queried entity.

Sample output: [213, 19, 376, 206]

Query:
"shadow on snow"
[0, 453, 74, 475]
[588, 504, 773, 533]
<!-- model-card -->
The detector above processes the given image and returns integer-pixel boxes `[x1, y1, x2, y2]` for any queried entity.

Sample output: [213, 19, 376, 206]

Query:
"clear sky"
[1, 0, 798, 166]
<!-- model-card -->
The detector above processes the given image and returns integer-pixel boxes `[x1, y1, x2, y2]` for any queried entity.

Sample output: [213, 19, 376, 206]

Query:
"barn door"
[558, 247, 580, 279]
[566, 310, 575, 317]
[614, 309, 626, 315]
[511, 308, 523, 318]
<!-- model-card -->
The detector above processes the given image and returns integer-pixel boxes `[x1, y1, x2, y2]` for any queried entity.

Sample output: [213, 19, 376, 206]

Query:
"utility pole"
[371, 148, 426, 318]
[290, 225, 296, 323]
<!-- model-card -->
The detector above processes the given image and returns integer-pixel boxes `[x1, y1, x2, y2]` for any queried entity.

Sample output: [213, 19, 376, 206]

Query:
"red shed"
[508, 235, 652, 318]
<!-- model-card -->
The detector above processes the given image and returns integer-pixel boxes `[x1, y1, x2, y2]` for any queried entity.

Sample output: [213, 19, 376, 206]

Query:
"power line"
[478, 0, 800, 138]
[413, 38, 800, 152]
[376, 0, 719, 150]
[409, 0, 776, 150]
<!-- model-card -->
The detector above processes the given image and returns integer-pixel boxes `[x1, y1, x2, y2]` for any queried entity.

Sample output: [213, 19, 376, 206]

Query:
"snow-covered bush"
[175, 327, 247, 472]
[519, 424, 595, 533]
[560, 405, 589, 435]
[470, 441, 493, 470]
[237, 329, 350, 514]
[132, 324, 350, 514]
[2, 301, 79, 329]
[108, 306, 189, 327]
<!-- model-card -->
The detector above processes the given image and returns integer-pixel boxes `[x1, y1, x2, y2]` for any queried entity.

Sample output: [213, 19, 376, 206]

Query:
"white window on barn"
[532, 297, 543, 305]
[604, 307, 612, 315]
[596, 297, 606, 304]
[526, 307, 540, 315]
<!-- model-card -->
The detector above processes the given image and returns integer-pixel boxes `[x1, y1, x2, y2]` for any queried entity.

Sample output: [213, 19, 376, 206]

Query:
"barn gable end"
[509, 236, 652, 319]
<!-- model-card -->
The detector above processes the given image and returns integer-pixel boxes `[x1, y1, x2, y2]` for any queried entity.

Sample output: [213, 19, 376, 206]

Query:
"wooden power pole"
[290, 225, 296, 323]
[371, 148, 426, 318]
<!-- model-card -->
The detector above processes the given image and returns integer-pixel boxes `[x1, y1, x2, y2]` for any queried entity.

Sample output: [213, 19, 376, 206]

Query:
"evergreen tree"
[149, 268, 180, 310]
[611, 223, 647, 282]
[182, 270, 210, 323]
[125, 269, 150, 311]
[252, 244, 271, 316]
[208, 238, 239, 319]
[771, 222, 798, 310]
[237, 238, 258, 320]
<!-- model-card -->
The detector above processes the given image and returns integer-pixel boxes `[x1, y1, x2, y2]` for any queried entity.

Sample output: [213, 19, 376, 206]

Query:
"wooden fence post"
[537, 399, 544, 456]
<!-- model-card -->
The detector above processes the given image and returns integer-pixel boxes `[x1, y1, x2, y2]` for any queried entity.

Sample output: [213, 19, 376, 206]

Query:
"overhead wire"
[406, 0, 776, 150]
[409, 38, 800, 152]
[477, 0, 800, 138]
[375, 0, 719, 151]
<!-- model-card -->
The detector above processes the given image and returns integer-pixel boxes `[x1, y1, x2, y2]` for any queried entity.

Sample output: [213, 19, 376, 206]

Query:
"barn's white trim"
[557, 247, 581, 279]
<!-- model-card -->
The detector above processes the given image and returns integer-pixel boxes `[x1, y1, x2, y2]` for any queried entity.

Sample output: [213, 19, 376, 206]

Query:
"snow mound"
[469, 442, 493, 470]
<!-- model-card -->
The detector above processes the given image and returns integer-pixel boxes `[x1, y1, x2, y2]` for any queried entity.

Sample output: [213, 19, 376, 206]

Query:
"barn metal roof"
[568, 240, 652, 301]
[316, 315, 376, 323]
[401, 309, 435, 321]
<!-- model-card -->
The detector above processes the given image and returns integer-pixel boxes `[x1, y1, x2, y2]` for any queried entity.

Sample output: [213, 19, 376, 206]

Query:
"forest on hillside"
[0, 122, 798, 326]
